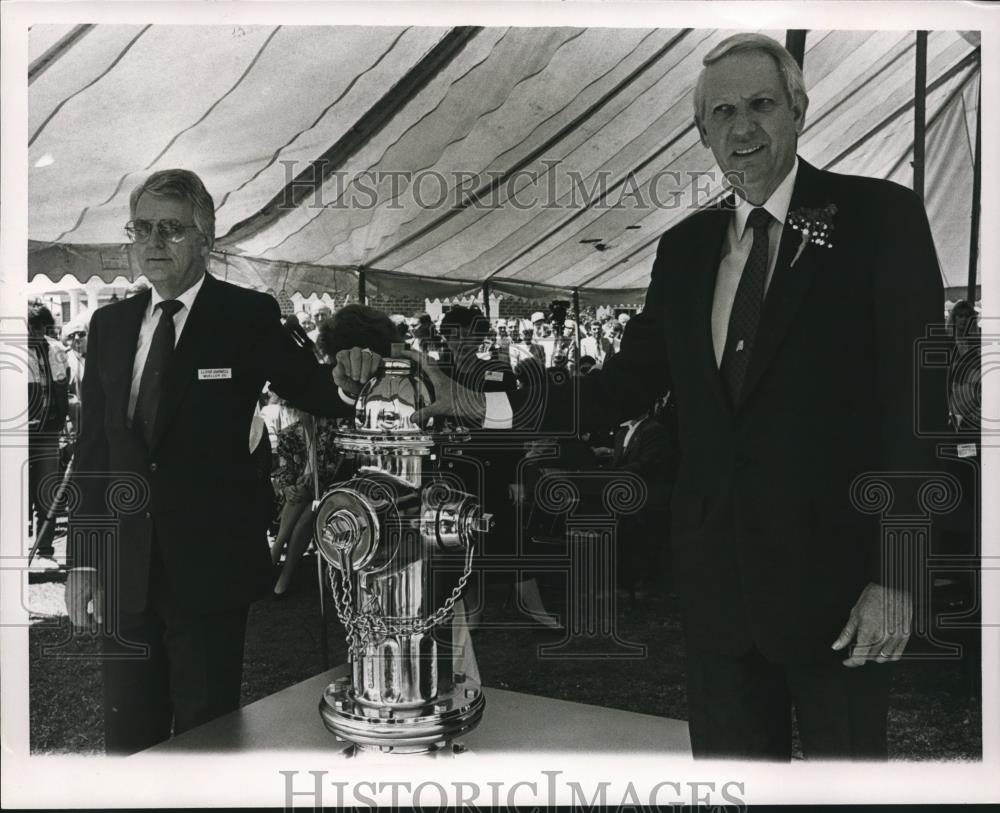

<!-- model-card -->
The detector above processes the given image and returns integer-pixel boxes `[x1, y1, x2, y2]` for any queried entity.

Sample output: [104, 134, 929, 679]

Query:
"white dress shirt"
[711, 159, 798, 367]
[127, 273, 206, 423]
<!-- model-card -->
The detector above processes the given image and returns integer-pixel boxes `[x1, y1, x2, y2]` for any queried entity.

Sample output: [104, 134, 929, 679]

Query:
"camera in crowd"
[549, 300, 571, 334]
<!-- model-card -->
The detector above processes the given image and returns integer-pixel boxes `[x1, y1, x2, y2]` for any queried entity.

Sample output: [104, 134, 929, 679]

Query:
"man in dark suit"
[385, 34, 944, 759]
[66, 169, 354, 754]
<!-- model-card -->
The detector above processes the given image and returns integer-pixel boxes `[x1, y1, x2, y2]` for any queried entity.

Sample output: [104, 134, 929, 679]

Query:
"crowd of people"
[286, 299, 636, 376]
[39, 289, 981, 610]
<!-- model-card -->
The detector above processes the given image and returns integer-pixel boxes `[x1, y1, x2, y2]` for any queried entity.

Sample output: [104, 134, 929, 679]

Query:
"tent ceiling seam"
[28, 24, 95, 83]
[883, 64, 978, 180]
[361, 28, 693, 270]
[257, 28, 515, 263]
[217, 26, 484, 247]
[309, 28, 593, 265]
[28, 23, 97, 85]
[29, 24, 151, 148]
[396, 31, 715, 281]
[49, 26, 282, 243]
[824, 47, 979, 172]
[215, 27, 411, 213]
[480, 122, 700, 285]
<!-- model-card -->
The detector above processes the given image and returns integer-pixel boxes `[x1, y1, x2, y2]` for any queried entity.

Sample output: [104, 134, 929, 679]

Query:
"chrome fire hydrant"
[314, 358, 489, 752]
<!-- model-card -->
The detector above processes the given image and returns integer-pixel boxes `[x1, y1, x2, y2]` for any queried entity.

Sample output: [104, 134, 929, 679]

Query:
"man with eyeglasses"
[66, 169, 356, 754]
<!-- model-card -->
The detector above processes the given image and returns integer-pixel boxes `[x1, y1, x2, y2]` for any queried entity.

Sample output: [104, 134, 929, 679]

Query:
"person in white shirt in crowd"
[524, 323, 548, 367]
[580, 320, 613, 367]
[62, 317, 88, 435]
[494, 319, 513, 366]
[531, 311, 562, 367]
[306, 300, 332, 352]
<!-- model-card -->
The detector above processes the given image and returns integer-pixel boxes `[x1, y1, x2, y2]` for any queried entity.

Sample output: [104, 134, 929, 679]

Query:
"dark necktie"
[134, 300, 183, 447]
[720, 207, 771, 405]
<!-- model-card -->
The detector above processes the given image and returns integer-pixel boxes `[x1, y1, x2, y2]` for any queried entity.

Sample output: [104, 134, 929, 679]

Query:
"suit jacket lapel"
[741, 160, 830, 406]
[149, 273, 219, 451]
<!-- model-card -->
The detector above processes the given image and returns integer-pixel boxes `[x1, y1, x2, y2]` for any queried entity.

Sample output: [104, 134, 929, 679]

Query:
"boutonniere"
[787, 204, 837, 267]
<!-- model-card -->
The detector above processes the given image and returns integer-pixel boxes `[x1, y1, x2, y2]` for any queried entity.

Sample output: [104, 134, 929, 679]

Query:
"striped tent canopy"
[28, 25, 980, 300]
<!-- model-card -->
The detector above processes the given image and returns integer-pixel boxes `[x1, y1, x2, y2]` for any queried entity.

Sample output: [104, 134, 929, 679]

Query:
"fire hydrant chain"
[328, 542, 475, 647]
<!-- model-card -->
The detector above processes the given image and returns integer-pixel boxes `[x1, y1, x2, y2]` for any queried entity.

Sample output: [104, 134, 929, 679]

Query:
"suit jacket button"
[144, 511, 152, 519]
[149, 463, 157, 472]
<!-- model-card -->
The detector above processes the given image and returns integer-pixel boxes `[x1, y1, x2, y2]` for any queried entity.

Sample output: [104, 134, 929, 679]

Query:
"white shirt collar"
[149, 272, 206, 316]
[733, 157, 799, 240]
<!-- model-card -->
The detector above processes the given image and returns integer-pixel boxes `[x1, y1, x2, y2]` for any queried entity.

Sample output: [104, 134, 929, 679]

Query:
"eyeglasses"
[125, 219, 201, 244]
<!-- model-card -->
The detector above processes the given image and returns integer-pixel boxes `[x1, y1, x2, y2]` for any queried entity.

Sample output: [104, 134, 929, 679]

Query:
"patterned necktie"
[134, 300, 183, 447]
[720, 207, 772, 405]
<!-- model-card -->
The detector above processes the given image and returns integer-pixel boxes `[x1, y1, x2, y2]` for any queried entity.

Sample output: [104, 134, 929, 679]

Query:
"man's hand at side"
[65, 568, 103, 632]
[831, 581, 912, 667]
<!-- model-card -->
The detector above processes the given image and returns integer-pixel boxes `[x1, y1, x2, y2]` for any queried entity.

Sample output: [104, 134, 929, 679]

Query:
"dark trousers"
[685, 644, 891, 760]
[102, 546, 249, 755]
[28, 430, 62, 533]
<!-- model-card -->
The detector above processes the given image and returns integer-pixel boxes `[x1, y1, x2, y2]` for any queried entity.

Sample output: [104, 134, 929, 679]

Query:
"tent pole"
[482, 281, 491, 318]
[913, 31, 928, 201]
[968, 83, 981, 300]
[785, 30, 807, 69]
[357, 267, 366, 304]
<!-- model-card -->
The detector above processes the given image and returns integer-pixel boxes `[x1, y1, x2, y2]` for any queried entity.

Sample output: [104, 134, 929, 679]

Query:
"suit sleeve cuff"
[483, 392, 512, 429]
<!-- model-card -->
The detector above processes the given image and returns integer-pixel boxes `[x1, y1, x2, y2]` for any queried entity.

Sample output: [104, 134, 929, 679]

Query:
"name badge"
[485, 370, 505, 382]
[957, 443, 977, 459]
[198, 368, 232, 380]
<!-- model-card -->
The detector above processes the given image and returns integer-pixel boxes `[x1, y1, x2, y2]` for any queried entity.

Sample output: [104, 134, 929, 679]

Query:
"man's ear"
[792, 94, 809, 135]
[695, 117, 709, 148]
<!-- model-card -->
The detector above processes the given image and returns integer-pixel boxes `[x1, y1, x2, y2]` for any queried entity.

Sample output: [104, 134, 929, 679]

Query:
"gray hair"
[129, 169, 216, 247]
[693, 33, 808, 126]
